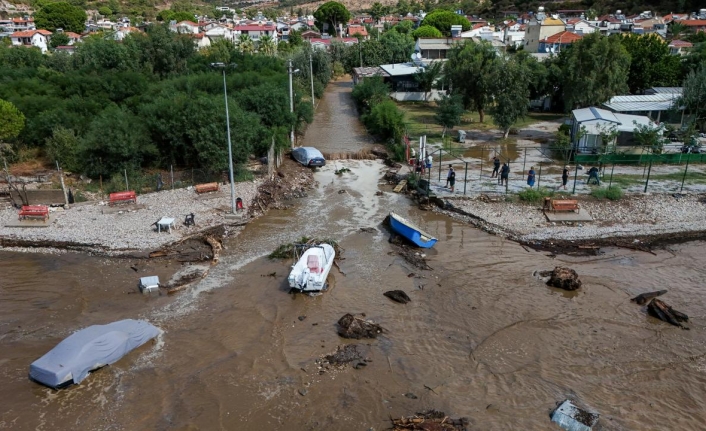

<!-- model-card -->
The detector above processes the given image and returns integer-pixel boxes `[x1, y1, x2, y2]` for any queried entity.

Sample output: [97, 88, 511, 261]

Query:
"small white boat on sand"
[288, 244, 335, 293]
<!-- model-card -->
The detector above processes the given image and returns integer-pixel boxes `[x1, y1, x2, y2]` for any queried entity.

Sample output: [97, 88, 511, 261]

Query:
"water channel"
[1, 79, 706, 430]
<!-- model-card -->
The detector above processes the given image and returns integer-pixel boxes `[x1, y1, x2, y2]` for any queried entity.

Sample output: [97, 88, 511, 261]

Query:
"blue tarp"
[29, 319, 161, 389]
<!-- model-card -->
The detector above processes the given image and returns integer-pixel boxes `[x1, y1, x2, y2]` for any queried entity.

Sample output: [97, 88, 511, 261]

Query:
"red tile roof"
[234, 25, 276, 31]
[680, 20, 706, 27]
[348, 25, 368, 36]
[472, 23, 485, 30]
[65, 32, 81, 38]
[36, 29, 52, 35]
[669, 40, 693, 47]
[541, 31, 582, 44]
[10, 30, 46, 38]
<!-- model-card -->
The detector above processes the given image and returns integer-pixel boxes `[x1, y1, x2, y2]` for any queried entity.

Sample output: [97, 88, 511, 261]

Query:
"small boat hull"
[389, 212, 438, 248]
[288, 244, 336, 293]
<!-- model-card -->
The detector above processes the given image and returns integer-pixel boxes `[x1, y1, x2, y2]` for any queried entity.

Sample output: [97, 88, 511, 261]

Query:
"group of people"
[490, 157, 510, 186]
[411, 148, 433, 175]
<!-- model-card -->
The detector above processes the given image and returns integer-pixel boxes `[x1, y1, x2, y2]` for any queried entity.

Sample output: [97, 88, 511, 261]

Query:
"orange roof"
[472, 23, 485, 30]
[541, 31, 582, 44]
[36, 29, 52, 35]
[65, 32, 81, 38]
[669, 40, 693, 47]
[10, 30, 45, 38]
[348, 25, 368, 36]
[681, 20, 706, 27]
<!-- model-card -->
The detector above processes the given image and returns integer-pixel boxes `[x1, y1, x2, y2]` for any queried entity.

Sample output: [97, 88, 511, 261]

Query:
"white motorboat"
[288, 244, 335, 293]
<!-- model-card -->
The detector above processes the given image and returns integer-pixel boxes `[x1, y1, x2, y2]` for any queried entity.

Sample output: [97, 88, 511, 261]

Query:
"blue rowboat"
[389, 212, 438, 248]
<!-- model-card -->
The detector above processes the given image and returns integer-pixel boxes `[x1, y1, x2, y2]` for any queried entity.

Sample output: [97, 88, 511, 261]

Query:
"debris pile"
[391, 410, 469, 431]
[384, 290, 411, 304]
[630, 290, 667, 305]
[647, 298, 689, 329]
[337, 313, 383, 339]
[551, 399, 599, 431]
[269, 237, 342, 260]
[546, 266, 582, 291]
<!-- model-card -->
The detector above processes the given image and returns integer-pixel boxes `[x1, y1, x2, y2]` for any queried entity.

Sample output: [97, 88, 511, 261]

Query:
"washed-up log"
[384, 290, 411, 304]
[631, 290, 667, 305]
[337, 313, 383, 339]
[391, 410, 469, 430]
[647, 298, 689, 329]
[546, 266, 582, 291]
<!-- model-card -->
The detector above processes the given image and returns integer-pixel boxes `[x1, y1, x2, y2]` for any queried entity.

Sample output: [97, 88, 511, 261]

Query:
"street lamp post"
[287, 59, 300, 148]
[211, 62, 237, 215]
[309, 53, 315, 108]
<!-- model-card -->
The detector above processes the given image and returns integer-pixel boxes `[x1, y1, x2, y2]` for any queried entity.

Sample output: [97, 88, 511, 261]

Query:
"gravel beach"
[448, 193, 706, 243]
[0, 182, 260, 254]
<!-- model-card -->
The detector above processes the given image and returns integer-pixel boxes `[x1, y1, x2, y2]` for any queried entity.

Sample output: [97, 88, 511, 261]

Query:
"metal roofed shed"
[379, 63, 424, 77]
[571, 107, 657, 152]
[29, 319, 162, 389]
[139, 276, 160, 293]
[603, 92, 684, 125]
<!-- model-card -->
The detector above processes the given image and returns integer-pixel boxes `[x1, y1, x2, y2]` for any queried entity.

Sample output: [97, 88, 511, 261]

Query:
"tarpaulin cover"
[29, 319, 161, 389]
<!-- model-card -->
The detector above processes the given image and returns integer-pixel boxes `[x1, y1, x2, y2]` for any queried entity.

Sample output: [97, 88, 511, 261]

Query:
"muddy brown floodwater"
[2, 82, 706, 431]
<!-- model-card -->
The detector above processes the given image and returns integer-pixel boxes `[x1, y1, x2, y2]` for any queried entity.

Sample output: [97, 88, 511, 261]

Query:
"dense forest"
[0, 25, 333, 181]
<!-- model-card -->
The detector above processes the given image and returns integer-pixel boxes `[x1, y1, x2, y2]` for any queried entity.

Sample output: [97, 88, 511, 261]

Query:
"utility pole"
[309, 53, 315, 108]
[210, 62, 237, 215]
[288, 59, 296, 148]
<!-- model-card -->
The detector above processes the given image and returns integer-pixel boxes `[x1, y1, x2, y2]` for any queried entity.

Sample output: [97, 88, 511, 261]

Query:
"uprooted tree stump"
[337, 313, 383, 339]
[391, 410, 469, 431]
[546, 266, 582, 291]
[647, 298, 689, 329]
[384, 290, 411, 304]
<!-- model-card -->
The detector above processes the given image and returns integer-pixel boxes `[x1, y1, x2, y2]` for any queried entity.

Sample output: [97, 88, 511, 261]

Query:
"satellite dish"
[544, 46, 550, 53]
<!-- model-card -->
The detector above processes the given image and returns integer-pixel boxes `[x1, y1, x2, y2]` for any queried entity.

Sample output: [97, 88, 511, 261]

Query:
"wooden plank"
[393, 180, 407, 193]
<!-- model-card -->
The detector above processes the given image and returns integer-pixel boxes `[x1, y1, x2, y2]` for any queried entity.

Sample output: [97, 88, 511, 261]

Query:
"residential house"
[571, 107, 656, 153]
[352, 66, 389, 84]
[596, 15, 622, 35]
[10, 17, 35, 32]
[10, 29, 51, 53]
[172, 20, 200, 34]
[564, 18, 597, 35]
[205, 25, 235, 42]
[668, 40, 693, 56]
[633, 17, 666, 37]
[379, 62, 445, 101]
[503, 24, 526, 47]
[192, 33, 211, 50]
[347, 24, 368, 39]
[308, 37, 358, 50]
[414, 38, 457, 60]
[679, 20, 706, 32]
[538, 31, 582, 53]
[461, 22, 488, 38]
[603, 91, 684, 125]
[557, 9, 586, 19]
[233, 22, 277, 41]
[64, 31, 81, 45]
[523, 12, 566, 53]
[115, 26, 140, 41]
[301, 30, 321, 40]
[55, 45, 77, 54]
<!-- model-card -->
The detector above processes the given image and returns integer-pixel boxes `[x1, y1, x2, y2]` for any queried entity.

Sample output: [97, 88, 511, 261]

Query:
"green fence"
[575, 152, 706, 165]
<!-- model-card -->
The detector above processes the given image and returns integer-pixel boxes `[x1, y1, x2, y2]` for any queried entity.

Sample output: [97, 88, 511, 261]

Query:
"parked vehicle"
[291, 147, 326, 167]
[29, 319, 161, 389]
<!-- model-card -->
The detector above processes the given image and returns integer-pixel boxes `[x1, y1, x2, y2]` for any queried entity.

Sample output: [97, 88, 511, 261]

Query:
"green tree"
[669, 22, 688, 39]
[50, 32, 70, 49]
[558, 33, 630, 110]
[258, 35, 276, 55]
[79, 105, 157, 177]
[621, 34, 682, 94]
[313, 1, 351, 36]
[171, 11, 197, 22]
[490, 57, 530, 138]
[679, 65, 706, 131]
[414, 61, 443, 101]
[445, 40, 499, 122]
[351, 76, 390, 112]
[0, 99, 25, 144]
[238, 34, 254, 53]
[412, 25, 443, 39]
[420, 10, 470, 36]
[369, 2, 388, 21]
[434, 94, 464, 138]
[379, 29, 414, 63]
[45, 126, 80, 171]
[633, 121, 667, 154]
[98, 6, 112, 17]
[393, 20, 414, 34]
[363, 100, 405, 144]
[34, 2, 87, 33]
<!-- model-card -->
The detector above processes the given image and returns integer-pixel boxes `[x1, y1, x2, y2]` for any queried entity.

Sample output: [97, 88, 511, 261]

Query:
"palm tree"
[669, 22, 688, 39]
[238, 33, 254, 53]
[258, 35, 276, 56]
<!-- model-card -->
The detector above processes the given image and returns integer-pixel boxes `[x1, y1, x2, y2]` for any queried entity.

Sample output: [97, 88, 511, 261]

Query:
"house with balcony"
[523, 12, 566, 53]
[414, 38, 457, 60]
[233, 23, 277, 41]
[538, 30, 582, 53]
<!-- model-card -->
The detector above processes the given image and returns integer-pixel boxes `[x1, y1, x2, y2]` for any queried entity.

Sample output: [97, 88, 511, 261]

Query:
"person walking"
[445, 164, 454, 188]
[449, 166, 456, 193]
[587, 166, 600, 185]
[491, 156, 500, 178]
[527, 166, 535, 188]
[425, 153, 433, 172]
[561, 166, 569, 190]
[500, 163, 509, 186]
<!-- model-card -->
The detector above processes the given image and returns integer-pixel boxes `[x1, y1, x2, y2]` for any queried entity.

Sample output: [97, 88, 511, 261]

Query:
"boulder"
[546, 266, 582, 291]
[337, 313, 383, 339]
[384, 290, 411, 304]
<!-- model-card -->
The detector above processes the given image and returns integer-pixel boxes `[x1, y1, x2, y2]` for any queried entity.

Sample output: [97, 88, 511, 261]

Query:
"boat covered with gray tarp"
[29, 319, 161, 389]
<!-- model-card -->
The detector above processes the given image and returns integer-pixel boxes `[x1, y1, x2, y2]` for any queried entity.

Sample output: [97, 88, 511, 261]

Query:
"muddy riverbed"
[2, 159, 706, 430]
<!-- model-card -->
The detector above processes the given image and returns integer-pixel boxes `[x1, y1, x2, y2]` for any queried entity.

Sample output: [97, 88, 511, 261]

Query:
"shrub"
[590, 186, 623, 200]
[517, 186, 554, 203]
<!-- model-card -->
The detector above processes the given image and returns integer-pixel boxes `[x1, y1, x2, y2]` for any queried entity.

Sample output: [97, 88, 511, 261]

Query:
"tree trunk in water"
[478, 109, 485, 123]
[503, 128, 510, 139]
[442, 126, 446, 139]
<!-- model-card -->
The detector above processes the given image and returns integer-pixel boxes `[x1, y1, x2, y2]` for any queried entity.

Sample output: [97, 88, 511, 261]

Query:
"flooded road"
[2, 81, 706, 430]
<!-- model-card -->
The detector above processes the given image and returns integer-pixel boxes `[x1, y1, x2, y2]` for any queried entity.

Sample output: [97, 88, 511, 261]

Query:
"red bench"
[195, 182, 219, 194]
[109, 191, 137, 206]
[18, 205, 49, 221]
[550, 199, 580, 213]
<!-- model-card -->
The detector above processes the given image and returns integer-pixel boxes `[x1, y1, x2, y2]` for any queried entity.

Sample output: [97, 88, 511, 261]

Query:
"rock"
[546, 266, 582, 291]
[353, 362, 367, 369]
[337, 313, 383, 339]
[630, 290, 667, 305]
[404, 392, 418, 399]
[298, 315, 306, 321]
[384, 290, 411, 304]
[324, 344, 363, 365]
[298, 388, 308, 396]
[647, 298, 689, 329]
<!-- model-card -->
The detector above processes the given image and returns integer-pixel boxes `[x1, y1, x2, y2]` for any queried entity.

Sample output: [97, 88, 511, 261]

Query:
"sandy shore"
[444, 193, 706, 244]
[0, 182, 260, 254]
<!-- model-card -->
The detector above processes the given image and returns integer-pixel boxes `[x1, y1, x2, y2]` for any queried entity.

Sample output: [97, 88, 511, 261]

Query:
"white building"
[10, 29, 51, 53]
